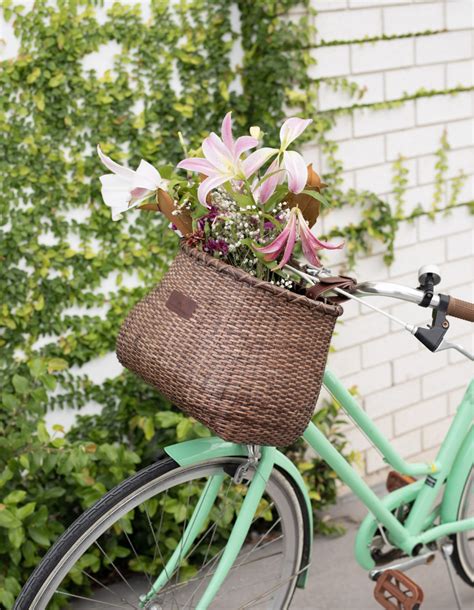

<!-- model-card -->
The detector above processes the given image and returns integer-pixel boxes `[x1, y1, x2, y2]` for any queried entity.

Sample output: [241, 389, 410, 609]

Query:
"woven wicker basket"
[116, 244, 342, 446]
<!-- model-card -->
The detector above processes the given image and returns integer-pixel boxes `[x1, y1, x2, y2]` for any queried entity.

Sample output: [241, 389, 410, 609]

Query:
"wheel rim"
[458, 468, 474, 582]
[28, 459, 303, 610]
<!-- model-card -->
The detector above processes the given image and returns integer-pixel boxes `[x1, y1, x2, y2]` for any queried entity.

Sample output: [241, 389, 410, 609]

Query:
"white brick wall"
[311, 0, 474, 480]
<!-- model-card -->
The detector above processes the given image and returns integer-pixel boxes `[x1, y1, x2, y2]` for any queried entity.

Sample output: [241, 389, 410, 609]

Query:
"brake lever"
[435, 340, 474, 361]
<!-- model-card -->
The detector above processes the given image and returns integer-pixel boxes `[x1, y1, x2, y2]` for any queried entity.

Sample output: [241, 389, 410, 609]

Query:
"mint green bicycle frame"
[140, 368, 474, 609]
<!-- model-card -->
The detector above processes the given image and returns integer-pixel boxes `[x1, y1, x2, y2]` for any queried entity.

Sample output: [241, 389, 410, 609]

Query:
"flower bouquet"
[98, 114, 345, 446]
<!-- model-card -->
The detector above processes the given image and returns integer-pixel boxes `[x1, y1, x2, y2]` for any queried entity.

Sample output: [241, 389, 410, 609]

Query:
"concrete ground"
[70, 491, 474, 609]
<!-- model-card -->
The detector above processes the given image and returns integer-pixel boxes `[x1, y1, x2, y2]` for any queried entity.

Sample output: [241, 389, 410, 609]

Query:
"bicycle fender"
[164, 436, 313, 588]
[440, 425, 473, 524]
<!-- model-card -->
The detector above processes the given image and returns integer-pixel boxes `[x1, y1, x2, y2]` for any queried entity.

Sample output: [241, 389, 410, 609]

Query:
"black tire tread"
[450, 467, 474, 588]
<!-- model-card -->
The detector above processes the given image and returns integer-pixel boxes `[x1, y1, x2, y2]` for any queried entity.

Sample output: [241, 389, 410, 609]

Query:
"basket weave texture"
[116, 244, 342, 446]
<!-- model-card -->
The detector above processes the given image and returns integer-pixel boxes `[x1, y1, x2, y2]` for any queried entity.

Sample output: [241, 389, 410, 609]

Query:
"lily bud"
[249, 126, 262, 140]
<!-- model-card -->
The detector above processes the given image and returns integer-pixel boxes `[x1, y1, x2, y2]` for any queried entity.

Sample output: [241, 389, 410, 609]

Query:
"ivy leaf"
[37, 422, 50, 444]
[12, 375, 30, 394]
[47, 357, 68, 373]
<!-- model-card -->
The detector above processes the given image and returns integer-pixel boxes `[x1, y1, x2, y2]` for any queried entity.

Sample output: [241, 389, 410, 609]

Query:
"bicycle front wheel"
[451, 467, 474, 586]
[15, 455, 309, 610]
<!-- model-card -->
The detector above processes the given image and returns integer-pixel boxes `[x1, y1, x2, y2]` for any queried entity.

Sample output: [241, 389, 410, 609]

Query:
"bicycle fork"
[139, 446, 277, 610]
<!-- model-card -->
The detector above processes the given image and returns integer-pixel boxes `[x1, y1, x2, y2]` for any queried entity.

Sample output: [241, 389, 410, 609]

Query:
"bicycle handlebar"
[353, 281, 441, 308]
[446, 296, 474, 322]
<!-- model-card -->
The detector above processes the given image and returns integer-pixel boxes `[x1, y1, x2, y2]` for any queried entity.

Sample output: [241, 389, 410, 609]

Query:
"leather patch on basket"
[166, 290, 197, 320]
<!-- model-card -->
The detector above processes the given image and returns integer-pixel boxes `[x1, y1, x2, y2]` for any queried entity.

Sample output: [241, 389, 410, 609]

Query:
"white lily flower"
[97, 145, 168, 220]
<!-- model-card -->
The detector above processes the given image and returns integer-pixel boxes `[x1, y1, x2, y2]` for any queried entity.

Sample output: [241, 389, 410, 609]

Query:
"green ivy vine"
[0, 0, 472, 603]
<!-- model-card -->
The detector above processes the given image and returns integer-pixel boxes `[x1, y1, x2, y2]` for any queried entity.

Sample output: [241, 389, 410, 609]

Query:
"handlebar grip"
[447, 296, 474, 322]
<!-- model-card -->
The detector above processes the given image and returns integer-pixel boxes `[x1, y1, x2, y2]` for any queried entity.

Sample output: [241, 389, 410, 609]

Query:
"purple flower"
[204, 238, 229, 256]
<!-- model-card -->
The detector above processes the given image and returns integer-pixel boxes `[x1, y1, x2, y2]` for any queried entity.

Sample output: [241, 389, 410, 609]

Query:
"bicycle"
[14, 263, 474, 610]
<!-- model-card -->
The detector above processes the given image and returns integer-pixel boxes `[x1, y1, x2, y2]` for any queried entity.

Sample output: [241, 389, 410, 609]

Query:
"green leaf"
[3, 490, 27, 504]
[12, 374, 30, 394]
[28, 358, 47, 378]
[37, 421, 50, 443]
[47, 357, 68, 372]
[16, 502, 36, 520]
[1, 393, 18, 409]
[8, 526, 25, 549]
[28, 526, 50, 547]
[0, 508, 22, 529]
[301, 190, 330, 207]
[0, 589, 15, 609]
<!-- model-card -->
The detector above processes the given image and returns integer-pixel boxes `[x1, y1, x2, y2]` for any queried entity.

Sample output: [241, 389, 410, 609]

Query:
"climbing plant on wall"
[0, 0, 472, 603]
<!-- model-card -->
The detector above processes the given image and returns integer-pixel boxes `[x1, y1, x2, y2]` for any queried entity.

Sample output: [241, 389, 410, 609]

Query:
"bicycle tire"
[451, 467, 474, 587]
[15, 455, 310, 610]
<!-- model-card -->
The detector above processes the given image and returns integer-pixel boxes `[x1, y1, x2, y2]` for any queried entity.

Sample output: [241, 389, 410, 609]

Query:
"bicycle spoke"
[123, 529, 154, 588]
[56, 589, 134, 608]
[79, 568, 132, 604]
[94, 540, 141, 601]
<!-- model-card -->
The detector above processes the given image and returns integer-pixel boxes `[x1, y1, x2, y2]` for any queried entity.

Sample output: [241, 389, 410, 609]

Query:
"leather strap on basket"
[306, 275, 357, 304]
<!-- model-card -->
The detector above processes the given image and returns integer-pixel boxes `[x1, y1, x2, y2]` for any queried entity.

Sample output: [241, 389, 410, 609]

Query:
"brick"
[446, 2, 474, 31]
[340, 363, 392, 396]
[446, 119, 474, 149]
[311, 0, 348, 11]
[395, 394, 447, 436]
[356, 162, 397, 196]
[422, 416, 452, 450]
[316, 9, 382, 43]
[437, 259, 473, 291]
[365, 379, 421, 419]
[385, 65, 445, 100]
[448, 172, 474, 203]
[346, 414, 392, 453]
[418, 206, 471, 240]
[350, 0, 411, 7]
[393, 218, 418, 248]
[388, 237, 444, 278]
[416, 31, 472, 65]
[327, 345, 362, 377]
[422, 360, 473, 399]
[336, 135, 385, 170]
[318, 73, 384, 111]
[393, 348, 448, 384]
[416, 92, 473, 126]
[351, 38, 414, 74]
[447, 230, 474, 261]
[388, 183, 441, 217]
[383, 3, 444, 37]
[326, 114, 353, 142]
[448, 332, 474, 364]
[447, 60, 474, 89]
[362, 330, 418, 368]
[353, 102, 415, 138]
[321, 202, 362, 235]
[366, 447, 385, 474]
[310, 45, 350, 79]
[449, 386, 469, 415]
[332, 311, 390, 350]
[386, 124, 445, 160]
[391, 429, 422, 460]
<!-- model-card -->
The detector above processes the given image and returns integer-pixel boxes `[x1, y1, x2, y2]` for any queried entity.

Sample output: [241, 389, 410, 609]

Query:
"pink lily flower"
[254, 207, 343, 269]
[256, 117, 313, 203]
[177, 112, 262, 206]
[97, 146, 167, 220]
